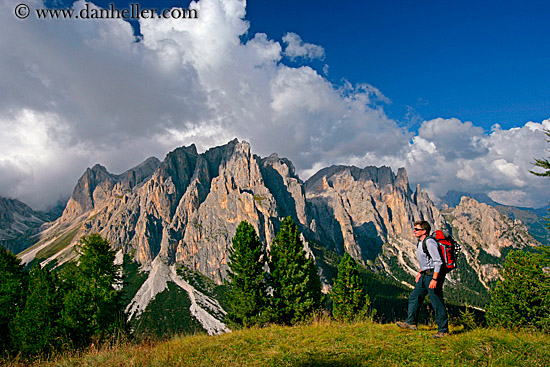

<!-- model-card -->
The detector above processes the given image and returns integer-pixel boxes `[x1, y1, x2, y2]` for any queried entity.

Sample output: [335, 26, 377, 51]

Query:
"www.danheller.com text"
[14, 2, 198, 20]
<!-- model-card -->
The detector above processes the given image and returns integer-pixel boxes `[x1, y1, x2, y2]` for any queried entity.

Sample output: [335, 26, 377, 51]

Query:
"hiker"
[396, 220, 449, 338]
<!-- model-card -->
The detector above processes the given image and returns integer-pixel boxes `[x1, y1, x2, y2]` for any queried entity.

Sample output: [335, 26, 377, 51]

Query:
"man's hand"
[429, 278, 438, 289]
[415, 273, 421, 283]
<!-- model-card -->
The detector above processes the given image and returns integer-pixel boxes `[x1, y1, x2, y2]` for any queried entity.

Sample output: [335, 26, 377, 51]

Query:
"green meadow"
[5, 321, 549, 367]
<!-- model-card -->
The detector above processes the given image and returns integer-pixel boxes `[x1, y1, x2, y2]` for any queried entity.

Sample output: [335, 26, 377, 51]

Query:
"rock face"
[61, 157, 161, 222]
[0, 198, 41, 232]
[450, 197, 535, 257]
[25, 140, 539, 292]
[305, 166, 446, 268]
[0, 197, 47, 253]
[30, 140, 312, 284]
[444, 196, 539, 286]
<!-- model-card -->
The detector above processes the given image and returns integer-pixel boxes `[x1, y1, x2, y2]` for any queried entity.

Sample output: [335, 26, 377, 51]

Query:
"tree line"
[0, 234, 124, 357]
[225, 217, 372, 327]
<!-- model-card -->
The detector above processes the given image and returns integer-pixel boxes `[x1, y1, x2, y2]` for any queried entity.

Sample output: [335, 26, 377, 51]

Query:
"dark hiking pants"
[405, 271, 449, 333]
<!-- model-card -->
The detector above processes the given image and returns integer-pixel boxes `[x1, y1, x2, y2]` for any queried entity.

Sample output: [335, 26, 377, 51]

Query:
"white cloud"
[0, 109, 88, 207]
[282, 32, 325, 61]
[417, 118, 488, 160]
[396, 118, 550, 207]
[0, 0, 548, 211]
[492, 159, 525, 187]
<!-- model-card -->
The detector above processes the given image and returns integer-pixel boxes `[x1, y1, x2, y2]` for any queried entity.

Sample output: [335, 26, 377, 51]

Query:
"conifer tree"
[225, 221, 269, 327]
[331, 253, 371, 322]
[268, 217, 321, 325]
[10, 263, 62, 355]
[0, 247, 27, 352]
[530, 129, 550, 178]
[531, 128, 550, 224]
[486, 248, 550, 332]
[60, 233, 124, 347]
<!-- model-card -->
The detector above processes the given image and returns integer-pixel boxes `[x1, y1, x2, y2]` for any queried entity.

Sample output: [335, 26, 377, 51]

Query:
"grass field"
[5, 321, 549, 367]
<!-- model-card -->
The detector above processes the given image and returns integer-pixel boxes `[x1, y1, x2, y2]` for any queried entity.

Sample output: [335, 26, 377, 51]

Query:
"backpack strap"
[422, 236, 450, 274]
[422, 236, 433, 259]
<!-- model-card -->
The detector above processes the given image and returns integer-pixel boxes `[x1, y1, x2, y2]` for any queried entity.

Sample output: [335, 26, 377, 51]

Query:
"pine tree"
[0, 247, 27, 353]
[531, 128, 550, 224]
[268, 217, 321, 325]
[10, 263, 62, 355]
[331, 253, 371, 322]
[486, 248, 550, 332]
[60, 234, 124, 347]
[225, 221, 269, 327]
[530, 129, 550, 178]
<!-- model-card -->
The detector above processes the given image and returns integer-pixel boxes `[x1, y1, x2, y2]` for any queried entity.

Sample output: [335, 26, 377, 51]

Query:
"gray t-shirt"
[417, 237, 443, 273]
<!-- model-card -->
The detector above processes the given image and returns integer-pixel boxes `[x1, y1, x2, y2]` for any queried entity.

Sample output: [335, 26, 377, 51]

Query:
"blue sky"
[247, 0, 550, 131]
[1, 0, 550, 209]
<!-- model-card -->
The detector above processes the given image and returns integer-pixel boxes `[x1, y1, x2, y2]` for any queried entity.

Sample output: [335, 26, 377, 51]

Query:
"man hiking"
[396, 220, 449, 338]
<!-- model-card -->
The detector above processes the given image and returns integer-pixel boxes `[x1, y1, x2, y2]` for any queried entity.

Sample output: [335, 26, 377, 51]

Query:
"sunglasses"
[413, 228, 424, 231]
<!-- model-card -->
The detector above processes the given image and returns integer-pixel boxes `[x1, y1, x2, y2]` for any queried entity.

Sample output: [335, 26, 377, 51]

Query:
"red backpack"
[422, 230, 461, 272]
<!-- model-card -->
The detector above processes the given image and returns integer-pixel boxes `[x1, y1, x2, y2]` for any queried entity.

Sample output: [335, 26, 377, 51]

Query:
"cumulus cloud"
[417, 118, 488, 160]
[0, 0, 548, 210]
[397, 118, 550, 208]
[282, 32, 325, 61]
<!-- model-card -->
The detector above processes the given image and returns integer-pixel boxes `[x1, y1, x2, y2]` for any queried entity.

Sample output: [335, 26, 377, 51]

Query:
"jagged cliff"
[19, 139, 540, 298]
[22, 140, 312, 284]
[444, 196, 539, 288]
[0, 197, 48, 253]
[304, 165, 447, 279]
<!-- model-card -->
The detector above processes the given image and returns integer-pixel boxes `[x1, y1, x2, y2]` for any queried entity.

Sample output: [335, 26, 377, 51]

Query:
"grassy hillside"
[5, 321, 549, 367]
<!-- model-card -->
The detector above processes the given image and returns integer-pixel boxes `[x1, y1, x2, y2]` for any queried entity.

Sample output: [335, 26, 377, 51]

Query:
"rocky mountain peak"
[442, 190, 501, 208]
[62, 157, 161, 222]
[396, 167, 410, 192]
[261, 153, 299, 180]
[304, 165, 447, 269]
[119, 157, 161, 186]
[64, 164, 115, 217]
[305, 165, 409, 194]
[442, 196, 539, 288]
[22, 141, 540, 301]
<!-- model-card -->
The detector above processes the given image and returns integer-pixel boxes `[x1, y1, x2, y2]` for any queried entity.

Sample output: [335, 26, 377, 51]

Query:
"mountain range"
[442, 190, 550, 245]
[1, 139, 545, 335]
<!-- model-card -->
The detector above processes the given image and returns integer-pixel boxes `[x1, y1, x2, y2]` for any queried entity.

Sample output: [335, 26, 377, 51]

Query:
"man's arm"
[426, 238, 443, 289]
[426, 238, 443, 273]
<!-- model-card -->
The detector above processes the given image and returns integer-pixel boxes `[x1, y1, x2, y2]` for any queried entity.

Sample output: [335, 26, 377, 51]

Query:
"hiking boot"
[432, 332, 447, 339]
[396, 321, 417, 330]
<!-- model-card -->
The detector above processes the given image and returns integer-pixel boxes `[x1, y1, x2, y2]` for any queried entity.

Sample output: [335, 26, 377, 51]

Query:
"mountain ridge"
[3, 139, 543, 335]
[442, 190, 550, 245]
